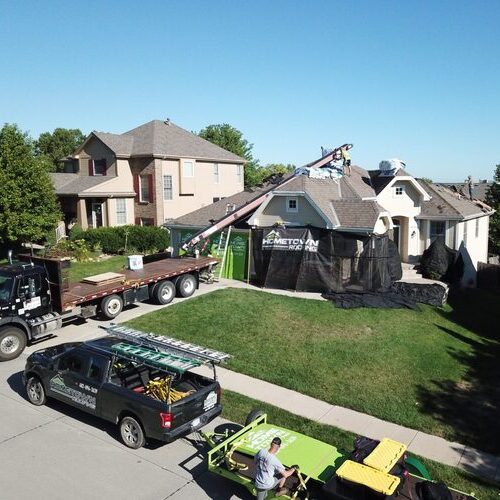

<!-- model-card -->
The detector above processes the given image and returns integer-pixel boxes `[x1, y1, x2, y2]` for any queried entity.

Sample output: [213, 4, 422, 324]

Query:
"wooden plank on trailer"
[82, 272, 125, 285]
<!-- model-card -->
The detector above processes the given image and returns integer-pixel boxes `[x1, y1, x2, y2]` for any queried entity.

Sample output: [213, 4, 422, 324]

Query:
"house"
[168, 157, 494, 285]
[51, 119, 246, 229]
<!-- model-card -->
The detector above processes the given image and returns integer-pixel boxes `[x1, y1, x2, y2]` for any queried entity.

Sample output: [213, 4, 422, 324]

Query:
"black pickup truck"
[22, 330, 226, 449]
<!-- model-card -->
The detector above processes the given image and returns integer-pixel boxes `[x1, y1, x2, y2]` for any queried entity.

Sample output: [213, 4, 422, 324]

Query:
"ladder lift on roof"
[97, 324, 231, 377]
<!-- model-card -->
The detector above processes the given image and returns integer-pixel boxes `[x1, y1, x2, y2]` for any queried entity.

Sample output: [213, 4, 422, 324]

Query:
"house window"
[475, 218, 479, 238]
[163, 175, 173, 200]
[89, 159, 106, 176]
[139, 175, 150, 202]
[140, 218, 154, 226]
[213, 163, 219, 184]
[394, 186, 404, 196]
[182, 161, 194, 177]
[116, 199, 127, 225]
[237, 165, 243, 183]
[286, 197, 298, 213]
[429, 221, 446, 242]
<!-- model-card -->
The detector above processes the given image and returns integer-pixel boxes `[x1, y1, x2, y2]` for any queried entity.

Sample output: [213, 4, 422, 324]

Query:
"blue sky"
[1, 0, 499, 181]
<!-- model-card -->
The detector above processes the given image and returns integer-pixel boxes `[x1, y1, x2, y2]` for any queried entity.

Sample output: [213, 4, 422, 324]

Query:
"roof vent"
[164, 118, 171, 126]
[379, 159, 405, 177]
[226, 203, 236, 214]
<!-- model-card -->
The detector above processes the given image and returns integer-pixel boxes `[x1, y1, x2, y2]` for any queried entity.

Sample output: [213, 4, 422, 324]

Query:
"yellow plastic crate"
[336, 460, 400, 496]
[363, 438, 407, 473]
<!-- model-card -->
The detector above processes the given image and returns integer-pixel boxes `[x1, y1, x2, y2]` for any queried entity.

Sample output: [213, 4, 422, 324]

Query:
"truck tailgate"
[172, 382, 219, 428]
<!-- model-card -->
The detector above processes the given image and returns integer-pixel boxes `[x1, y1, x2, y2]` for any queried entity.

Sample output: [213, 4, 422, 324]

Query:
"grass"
[126, 287, 500, 454]
[221, 390, 499, 500]
[67, 255, 128, 282]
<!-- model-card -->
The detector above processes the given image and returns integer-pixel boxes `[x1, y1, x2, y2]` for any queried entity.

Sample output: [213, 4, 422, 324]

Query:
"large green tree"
[198, 123, 263, 188]
[485, 164, 500, 255]
[35, 127, 86, 172]
[0, 124, 61, 247]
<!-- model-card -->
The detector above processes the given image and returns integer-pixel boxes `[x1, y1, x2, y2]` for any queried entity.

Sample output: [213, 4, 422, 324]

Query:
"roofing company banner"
[252, 227, 401, 292]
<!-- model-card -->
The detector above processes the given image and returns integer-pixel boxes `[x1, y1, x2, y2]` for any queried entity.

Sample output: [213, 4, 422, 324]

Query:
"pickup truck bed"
[61, 256, 217, 310]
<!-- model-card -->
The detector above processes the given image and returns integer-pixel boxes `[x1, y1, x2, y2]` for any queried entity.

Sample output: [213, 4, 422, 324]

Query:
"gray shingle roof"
[50, 173, 112, 195]
[418, 180, 493, 219]
[91, 120, 245, 162]
[332, 200, 387, 229]
[437, 182, 492, 202]
[368, 168, 409, 195]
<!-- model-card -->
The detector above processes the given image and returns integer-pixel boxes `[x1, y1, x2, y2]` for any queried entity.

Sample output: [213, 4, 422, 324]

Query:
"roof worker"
[341, 146, 352, 176]
[254, 437, 296, 499]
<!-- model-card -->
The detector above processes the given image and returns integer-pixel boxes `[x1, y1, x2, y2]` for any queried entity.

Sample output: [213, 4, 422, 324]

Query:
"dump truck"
[0, 252, 217, 361]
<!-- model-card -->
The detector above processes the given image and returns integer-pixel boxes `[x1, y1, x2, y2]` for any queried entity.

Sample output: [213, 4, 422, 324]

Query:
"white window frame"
[394, 186, 404, 197]
[139, 175, 150, 202]
[286, 197, 298, 213]
[213, 163, 219, 184]
[116, 198, 127, 225]
[182, 160, 194, 177]
[236, 164, 243, 183]
[163, 175, 173, 201]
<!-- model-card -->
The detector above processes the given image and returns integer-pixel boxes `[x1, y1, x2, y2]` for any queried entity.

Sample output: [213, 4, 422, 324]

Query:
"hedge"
[70, 225, 170, 255]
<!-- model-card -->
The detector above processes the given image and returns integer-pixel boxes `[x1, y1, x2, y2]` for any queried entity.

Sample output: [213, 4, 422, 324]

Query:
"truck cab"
[0, 263, 54, 360]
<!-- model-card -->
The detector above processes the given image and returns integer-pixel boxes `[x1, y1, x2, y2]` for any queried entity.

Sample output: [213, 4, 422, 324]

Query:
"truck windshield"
[0, 274, 14, 302]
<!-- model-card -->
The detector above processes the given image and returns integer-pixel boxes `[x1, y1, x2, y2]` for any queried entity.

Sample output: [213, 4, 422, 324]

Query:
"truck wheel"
[0, 327, 27, 361]
[120, 416, 145, 449]
[26, 376, 46, 406]
[176, 274, 197, 298]
[245, 409, 266, 426]
[153, 280, 175, 305]
[100, 294, 123, 319]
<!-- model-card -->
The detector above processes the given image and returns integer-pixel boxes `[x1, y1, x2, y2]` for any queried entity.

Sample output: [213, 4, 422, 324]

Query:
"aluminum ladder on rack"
[216, 226, 232, 282]
[101, 324, 231, 365]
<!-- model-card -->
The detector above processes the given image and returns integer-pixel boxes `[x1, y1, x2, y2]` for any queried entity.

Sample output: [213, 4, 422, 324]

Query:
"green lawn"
[67, 255, 128, 282]
[222, 391, 499, 500]
[126, 287, 500, 455]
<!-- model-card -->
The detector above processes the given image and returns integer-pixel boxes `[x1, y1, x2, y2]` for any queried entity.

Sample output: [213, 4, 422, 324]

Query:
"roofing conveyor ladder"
[101, 324, 231, 365]
[216, 226, 232, 282]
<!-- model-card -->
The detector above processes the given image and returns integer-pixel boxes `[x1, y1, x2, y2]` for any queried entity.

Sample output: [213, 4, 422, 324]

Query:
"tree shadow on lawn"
[416, 289, 500, 455]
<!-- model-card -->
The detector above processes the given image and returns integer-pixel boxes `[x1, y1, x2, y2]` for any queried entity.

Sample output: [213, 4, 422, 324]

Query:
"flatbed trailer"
[0, 253, 218, 361]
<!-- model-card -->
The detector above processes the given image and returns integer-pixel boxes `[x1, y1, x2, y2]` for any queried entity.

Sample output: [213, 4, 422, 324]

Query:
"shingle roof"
[368, 168, 409, 195]
[50, 173, 112, 195]
[332, 200, 387, 229]
[437, 182, 492, 202]
[418, 180, 493, 219]
[91, 120, 245, 162]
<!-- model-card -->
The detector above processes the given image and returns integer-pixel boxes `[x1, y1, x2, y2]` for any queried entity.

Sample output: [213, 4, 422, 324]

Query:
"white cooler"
[128, 255, 143, 270]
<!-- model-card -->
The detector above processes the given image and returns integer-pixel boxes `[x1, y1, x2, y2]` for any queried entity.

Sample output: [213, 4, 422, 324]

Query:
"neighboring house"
[51, 119, 245, 229]
[169, 160, 494, 285]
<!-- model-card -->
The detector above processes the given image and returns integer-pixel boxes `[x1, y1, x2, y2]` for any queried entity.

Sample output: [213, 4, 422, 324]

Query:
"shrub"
[75, 226, 169, 255]
[45, 239, 92, 262]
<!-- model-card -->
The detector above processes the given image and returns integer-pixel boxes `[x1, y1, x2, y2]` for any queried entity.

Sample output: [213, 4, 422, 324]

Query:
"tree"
[198, 123, 263, 188]
[35, 128, 86, 172]
[485, 164, 500, 255]
[0, 124, 61, 248]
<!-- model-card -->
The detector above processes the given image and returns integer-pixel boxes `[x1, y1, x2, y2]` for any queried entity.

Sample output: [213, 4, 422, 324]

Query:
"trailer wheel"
[0, 326, 27, 361]
[153, 280, 176, 305]
[119, 415, 146, 449]
[176, 274, 197, 298]
[245, 409, 266, 426]
[26, 376, 46, 406]
[100, 294, 124, 319]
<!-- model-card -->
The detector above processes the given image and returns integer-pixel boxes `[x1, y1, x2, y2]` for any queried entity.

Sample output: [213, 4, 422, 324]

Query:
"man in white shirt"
[254, 437, 296, 499]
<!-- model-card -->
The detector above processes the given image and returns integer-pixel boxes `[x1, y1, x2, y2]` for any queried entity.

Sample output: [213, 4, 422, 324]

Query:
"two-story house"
[51, 119, 246, 229]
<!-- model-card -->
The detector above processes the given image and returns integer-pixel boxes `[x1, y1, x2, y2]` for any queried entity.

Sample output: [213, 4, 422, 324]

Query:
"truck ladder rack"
[100, 324, 231, 365]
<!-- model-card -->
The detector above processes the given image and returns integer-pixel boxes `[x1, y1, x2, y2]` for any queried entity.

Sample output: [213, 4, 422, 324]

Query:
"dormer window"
[286, 197, 298, 213]
[89, 159, 107, 176]
[394, 186, 404, 196]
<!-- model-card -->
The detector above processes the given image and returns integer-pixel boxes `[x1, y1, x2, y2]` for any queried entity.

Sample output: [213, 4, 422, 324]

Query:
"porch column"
[77, 199, 88, 229]
[407, 216, 419, 262]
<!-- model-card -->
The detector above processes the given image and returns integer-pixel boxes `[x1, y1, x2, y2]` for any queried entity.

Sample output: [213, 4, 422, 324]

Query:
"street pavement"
[0, 281, 250, 500]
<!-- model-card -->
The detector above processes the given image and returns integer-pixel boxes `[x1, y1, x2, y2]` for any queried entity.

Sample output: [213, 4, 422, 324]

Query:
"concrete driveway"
[0, 283, 250, 500]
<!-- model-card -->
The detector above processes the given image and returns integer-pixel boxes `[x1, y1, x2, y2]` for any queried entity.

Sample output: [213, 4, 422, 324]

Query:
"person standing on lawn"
[254, 437, 296, 499]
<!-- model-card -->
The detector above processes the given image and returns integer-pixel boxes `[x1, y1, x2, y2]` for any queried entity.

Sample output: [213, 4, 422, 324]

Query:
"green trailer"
[202, 412, 478, 499]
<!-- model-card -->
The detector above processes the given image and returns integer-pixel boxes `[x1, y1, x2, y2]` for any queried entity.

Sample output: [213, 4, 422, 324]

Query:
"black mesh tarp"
[419, 236, 463, 283]
[252, 227, 402, 292]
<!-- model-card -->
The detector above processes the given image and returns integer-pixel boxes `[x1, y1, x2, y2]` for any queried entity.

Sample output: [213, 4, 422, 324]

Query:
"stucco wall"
[77, 137, 117, 176]
[254, 195, 327, 227]
[160, 159, 244, 222]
